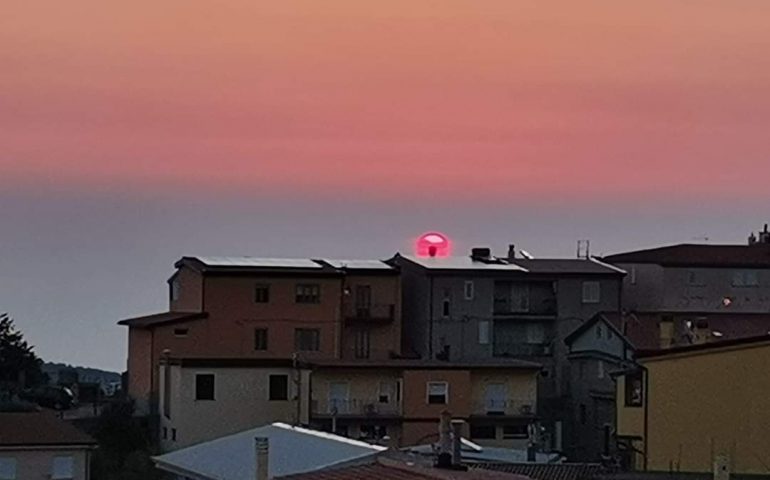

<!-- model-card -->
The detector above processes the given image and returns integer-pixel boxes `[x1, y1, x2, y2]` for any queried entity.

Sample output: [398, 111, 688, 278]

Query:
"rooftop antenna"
[577, 240, 590, 259]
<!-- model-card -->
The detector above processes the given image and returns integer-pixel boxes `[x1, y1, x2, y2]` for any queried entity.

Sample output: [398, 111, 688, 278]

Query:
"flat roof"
[195, 256, 323, 269]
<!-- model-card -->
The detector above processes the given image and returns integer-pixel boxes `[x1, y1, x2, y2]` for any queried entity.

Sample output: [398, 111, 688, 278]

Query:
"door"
[484, 383, 507, 414]
[355, 285, 372, 317]
[329, 382, 350, 414]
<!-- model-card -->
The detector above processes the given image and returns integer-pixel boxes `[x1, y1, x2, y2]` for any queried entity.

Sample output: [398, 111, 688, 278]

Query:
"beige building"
[616, 335, 770, 474]
[0, 410, 97, 480]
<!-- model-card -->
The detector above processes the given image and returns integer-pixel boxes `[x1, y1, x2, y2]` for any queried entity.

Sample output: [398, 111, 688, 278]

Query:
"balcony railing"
[343, 303, 396, 323]
[493, 342, 551, 357]
[311, 398, 401, 417]
[473, 398, 536, 417]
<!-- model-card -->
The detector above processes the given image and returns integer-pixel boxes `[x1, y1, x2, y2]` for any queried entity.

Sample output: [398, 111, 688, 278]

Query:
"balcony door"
[329, 382, 350, 414]
[484, 383, 507, 414]
[355, 285, 372, 317]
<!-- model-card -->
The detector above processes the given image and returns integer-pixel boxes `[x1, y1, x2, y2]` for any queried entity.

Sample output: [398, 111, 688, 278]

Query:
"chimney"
[436, 411, 453, 468]
[255, 437, 269, 480]
[451, 419, 466, 467]
[507, 244, 516, 260]
[470, 247, 491, 261]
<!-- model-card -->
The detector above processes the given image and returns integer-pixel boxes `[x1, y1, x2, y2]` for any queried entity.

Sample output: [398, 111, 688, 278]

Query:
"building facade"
[616, 336, 770, 474]
[392, 248, 624, 460]
[120, 257, 402, 415]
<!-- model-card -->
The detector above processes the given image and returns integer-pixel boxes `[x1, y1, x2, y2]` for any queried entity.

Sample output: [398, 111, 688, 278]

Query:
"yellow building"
[616, 335, 770, 475]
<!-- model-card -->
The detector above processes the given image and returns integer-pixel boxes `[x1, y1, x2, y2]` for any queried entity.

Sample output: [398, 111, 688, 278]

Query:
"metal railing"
[311, 398, 401, 416]
[343, 303, 396, 322]
[473, 398, 536, 416]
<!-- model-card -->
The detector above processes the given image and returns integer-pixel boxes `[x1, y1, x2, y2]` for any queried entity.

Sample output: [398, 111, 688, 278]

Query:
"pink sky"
[3, 0, 770, 201]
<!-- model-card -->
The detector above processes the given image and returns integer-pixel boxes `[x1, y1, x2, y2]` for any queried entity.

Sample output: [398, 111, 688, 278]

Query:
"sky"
[2, 1, 770, 371]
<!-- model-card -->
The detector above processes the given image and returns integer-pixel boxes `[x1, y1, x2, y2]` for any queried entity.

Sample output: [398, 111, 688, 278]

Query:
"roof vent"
[470, 247, 492, 261]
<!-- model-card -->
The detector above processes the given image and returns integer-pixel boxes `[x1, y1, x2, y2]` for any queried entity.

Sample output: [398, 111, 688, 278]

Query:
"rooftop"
[471, 462, 603, 480]
[117, 311, 207, 328]
[190, 256, 324, 269]
[601, 243, 770, 268]
[0, 410, 96, 448]
[153, 423, 386, 480]
[637, 333, 770, 360]
[395, 255, 622, 275]
[319, 259, 395, 270]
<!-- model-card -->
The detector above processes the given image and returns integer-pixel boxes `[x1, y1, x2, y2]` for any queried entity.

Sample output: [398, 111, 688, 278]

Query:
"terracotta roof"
[602, 311, 770, 350]
[280, 458, 531, 480]
[601, 244, 770, 268]
[313, 359, 542, 370]
[472, 462, 603, 480]
[0, 411, 96, 447]
[117, 311, 207, 328]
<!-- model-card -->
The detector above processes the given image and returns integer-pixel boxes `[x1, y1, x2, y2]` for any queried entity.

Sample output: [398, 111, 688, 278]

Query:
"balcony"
[493, 342, 551, 357]
[472, 398, 536, 417]
[343, 303, 396, 324]
[311, 398, 402, 418]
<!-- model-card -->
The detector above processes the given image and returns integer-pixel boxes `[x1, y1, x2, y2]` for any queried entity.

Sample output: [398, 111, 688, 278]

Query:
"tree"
[0, 313, 46, 391]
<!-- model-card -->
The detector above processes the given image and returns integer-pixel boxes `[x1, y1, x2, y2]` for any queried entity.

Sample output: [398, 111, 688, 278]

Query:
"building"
[601, 225, 770, 349]
[391, 248, 624, 459]
[615, 335, 770, 474]
[157, 356, 540, 450]
[563, 314, 636, 461]
[0, 410, 97, 480]
[119, 256, 402, 415]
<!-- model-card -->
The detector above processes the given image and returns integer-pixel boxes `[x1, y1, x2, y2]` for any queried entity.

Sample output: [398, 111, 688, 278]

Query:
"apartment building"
[119, 257, 401, 416]
[616, 335, 770, 474]
[602, 225, 770, 349]
[391, 247, 624, 460]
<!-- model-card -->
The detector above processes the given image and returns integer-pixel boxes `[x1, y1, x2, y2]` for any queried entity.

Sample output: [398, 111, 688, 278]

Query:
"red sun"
[416, 232, 451, 258]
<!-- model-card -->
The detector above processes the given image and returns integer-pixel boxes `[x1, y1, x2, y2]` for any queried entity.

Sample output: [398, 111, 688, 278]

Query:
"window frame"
[51, 456, 74, 480]
[0, 457, 16, 480]
[581, 281, 601, 304]
[624, 370, 644, 407]
[294, 328, 321, 352]
[254, 328, 268, 351]
[478, 320, 490, 345]
[426, 381, 449, 405]
[269, 374, 289, 401]
[354, 329, 370, 359]
[295, 284, 321, 304]
[255, 284, 271, 303]
[464, 281, 475, 300]
[194, 373, 216, 401]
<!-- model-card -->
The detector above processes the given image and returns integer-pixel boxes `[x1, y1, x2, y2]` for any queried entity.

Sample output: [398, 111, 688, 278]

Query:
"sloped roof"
[564, 313, 634, 349]
[472, 462, 603, 480]
[117, 311, 207, 328]
[601, 244, 770, 268]
[281, 459, 531, 480]
[638, 333, 770, 360]
[153, 423, 386, 480]
[396, 255, 528, 272]
[0, 411, 96, 448]
[395, 255, 621, 275]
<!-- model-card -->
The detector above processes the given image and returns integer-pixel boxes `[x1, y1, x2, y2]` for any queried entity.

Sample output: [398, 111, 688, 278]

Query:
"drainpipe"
[255, 437, 269, 480]
[642, 364, 649, 471]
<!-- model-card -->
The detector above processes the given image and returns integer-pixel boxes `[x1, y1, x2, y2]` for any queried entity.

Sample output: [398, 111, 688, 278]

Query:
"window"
[354, 329, 370, 359]
[0, 458, 16, 480]
[470, 424, 496, 439]
[51, 456, 74, 480]
[597, 360, 605, 379]
[295, 328, 320, 351]
[355, 285, 372, 311]
[269, 374, 289, 401]
[503, 424, 528, 439]
[195, 374, 215, 401]
[162, 427, 168, 440]
[579, 404, 587, 425]
[630, 266, 637, 285]
[172, 428, 177, 441]
[378, 382, 393, 403]
[360, 425, 387, 440]
[162, 365, 171, 418]
[295, 284, 320, 303]
[478, 320, 490, 345]
[733, 270, 759, 287]
[510, 283, 530, 312]
[595, 325, 603, 339]
[625, 371, 644, 407]
[427, 382, 448, 404]
[174, 328, 188, 337]
[525, 323, 545, 344]
[442, 299, 450, 317]
[255, 284, 270, 303]
[582, 281, 601, 304]
[254, 328, 268, 351]
[464, 281, 474, 300]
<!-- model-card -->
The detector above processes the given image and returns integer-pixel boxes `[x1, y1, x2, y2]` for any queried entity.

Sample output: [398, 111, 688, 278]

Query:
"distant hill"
[42, 362, 121, 388]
